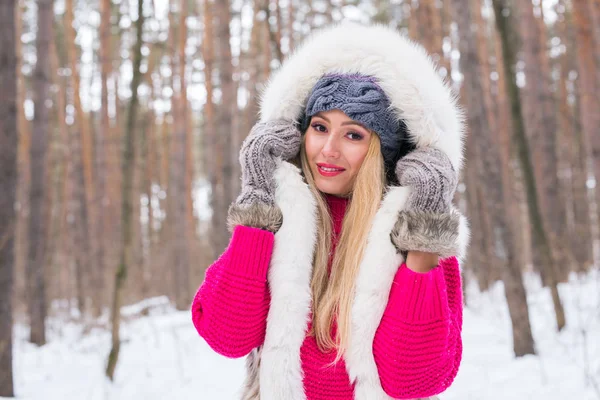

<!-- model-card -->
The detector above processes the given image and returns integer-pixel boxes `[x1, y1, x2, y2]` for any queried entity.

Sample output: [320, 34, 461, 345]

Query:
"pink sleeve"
[191, 225, 274, 358]
[373, 256, 463, 398]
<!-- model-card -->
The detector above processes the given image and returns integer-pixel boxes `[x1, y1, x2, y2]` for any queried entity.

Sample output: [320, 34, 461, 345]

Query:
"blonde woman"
[192, 23, 469, 400]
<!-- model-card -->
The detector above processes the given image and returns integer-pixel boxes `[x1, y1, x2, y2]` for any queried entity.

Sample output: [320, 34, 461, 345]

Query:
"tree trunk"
[455, 38, 497, 290]
[464, 124, 496, 290]
[419, 0, 447, 74]
[407, 0, 419, 41]
[51, 23, 86, 312]
[142, 111, 154, 299]
[105, 0, 123, 307]
[97, 0, 112, 309]
[556, 2, 594, 271]
[213, 0, 237, 257]
[163, 0, 178, 305]
[201, 0, 215, 178]
[168, 0, 192, 310]
[244, 0, 269, 134]
[274, 0, 284, 57]
[201, 0, 222, 262]
[472, 0, 497, 136]
[14, 0, 30, 325]
[106, 0, 145, 380]
[27, 0, 54, 346]
[457, 0, 535, 356]
[266, 0, 283, 63]
[70, 118, 88, 313]
[492, 0, 565, 332]
[51, 21, 87, 314]
[287, 0, 295, 51]
[441, 0, 454, 78]
[49, 27, 72, 307]
[141, 39, 163, 299]
[590, 0, 600, 71]
[572, 0, 600, 228]
[65, 0, 100, 314]
[127, 108, 144, 305]
[491, 14, 529, 271]
[0, 0, 17, 395]
[516, 0, 573, 288]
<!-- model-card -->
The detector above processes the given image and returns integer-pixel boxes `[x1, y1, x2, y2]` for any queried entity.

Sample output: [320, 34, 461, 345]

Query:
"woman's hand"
[390, 146, 463, 259]
[394, 147, 458, 214]
[237, 119, 302, 206]
[405, 251, 439, 273]
[227, 120, 301, 233]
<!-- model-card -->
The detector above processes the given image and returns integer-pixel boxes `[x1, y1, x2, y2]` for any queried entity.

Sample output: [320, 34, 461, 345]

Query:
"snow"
[444, 270, 600, 399]
[4, 270, 599, 400]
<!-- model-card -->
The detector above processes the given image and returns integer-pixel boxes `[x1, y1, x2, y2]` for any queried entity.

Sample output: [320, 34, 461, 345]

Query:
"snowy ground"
[4, 270, 599, 400]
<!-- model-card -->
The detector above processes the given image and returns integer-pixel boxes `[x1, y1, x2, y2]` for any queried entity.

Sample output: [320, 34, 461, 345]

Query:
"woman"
[192, 23, 470, 400]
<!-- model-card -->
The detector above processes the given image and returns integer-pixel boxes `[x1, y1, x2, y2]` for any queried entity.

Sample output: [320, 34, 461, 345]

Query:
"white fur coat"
[243, 22, 469, 400]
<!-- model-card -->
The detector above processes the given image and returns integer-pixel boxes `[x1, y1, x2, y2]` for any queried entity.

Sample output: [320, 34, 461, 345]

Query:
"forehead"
[313, 110, 369, 130]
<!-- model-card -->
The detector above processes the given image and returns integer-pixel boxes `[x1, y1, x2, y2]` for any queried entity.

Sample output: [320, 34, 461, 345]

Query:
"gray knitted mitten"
[236, 120, 301, 205]
[395, 147, 458, 213]
[228, 120, 301, 233]
[391, 147, 462, 258]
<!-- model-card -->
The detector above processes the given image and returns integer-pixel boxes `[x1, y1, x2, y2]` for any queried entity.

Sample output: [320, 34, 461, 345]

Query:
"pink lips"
[317, 163, 345, 177]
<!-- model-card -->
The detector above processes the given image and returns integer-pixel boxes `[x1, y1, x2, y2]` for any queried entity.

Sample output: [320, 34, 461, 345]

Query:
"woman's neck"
[323, 192, 349, 231]
[323, 192, 350, 203]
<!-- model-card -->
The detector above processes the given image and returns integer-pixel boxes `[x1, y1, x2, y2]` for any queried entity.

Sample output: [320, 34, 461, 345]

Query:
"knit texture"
[192, 225, 273, 358]
[237, 120, 301, 206]
[303, 74, 405, 169]
[395, 147, 458, 213]
[192, 194, 463, 399]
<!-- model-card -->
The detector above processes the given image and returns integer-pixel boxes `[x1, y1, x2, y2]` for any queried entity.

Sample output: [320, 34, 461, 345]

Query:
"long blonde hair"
[299, 133, 386, 362]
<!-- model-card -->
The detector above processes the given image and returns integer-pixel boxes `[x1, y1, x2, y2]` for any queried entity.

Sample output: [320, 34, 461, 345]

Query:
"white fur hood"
[259, 22, 466, 171]
[243, 23, 469, 400]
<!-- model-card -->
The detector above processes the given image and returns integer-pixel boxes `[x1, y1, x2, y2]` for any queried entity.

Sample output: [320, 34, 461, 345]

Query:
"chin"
[315, 179, 348, 196]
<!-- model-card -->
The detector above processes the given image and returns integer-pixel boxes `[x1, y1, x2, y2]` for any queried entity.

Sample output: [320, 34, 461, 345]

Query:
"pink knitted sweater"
[192, 194, 463, 399]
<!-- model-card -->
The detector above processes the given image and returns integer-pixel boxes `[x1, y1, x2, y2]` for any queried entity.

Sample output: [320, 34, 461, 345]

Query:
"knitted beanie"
[300, 73, 412, 183]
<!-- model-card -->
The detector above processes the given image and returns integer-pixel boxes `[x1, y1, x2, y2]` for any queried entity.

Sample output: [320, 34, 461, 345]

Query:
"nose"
[321, 132, 341, 159]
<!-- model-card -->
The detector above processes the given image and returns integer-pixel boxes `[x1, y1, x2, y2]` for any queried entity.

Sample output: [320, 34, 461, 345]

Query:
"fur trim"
[390, 208, 463, 259]
[457, 212, 471, 263]
[241, 347, 262, 400]
[238, 22, 470, 400]
[227, 203, 283, 233]
[347, 186, 410, 400]
[259, 23, 466, 172]
[258, 161, 317, 400]
[347, 188, 469, 400]
[241, 167, 469, 399]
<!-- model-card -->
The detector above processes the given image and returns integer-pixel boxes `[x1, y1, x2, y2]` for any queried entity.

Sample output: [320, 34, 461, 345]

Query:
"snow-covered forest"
[0, 0, 599, 398]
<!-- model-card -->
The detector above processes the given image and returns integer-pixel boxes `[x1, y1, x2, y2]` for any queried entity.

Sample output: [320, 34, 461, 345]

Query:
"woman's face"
[304, 109, 373, 196]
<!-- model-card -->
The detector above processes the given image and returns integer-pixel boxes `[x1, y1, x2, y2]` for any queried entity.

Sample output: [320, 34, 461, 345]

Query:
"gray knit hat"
[300, 73, 411, 182]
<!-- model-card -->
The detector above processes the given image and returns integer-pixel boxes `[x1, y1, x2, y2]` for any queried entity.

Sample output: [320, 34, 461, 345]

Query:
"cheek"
[303, 134, 318, 160]
[304, 132, 328, 165]
[345, 144, 370, 172]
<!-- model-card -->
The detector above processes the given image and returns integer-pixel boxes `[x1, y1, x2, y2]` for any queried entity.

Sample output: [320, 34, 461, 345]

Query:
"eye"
[311, 123, 327, 133]
[347, 131, 364, 141]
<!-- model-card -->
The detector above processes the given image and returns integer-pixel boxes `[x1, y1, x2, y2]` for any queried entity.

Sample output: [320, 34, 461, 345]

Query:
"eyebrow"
[313, 112, 369, 130]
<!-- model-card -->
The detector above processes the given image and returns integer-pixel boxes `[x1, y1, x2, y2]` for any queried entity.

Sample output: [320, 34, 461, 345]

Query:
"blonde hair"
[300, 133, 385, 363]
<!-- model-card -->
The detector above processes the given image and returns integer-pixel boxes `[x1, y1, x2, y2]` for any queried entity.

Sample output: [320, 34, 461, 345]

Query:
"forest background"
[0, 0, 599, 398]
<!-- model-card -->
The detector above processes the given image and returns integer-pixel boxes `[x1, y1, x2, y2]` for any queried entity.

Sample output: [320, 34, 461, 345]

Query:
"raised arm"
[191, 225, 274, 358]
[373, 256, 463, 398]
[192, 119, 301, 358]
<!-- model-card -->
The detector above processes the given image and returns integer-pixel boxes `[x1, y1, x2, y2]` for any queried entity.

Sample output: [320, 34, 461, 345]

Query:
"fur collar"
[246, 162, 469, 400]
[246, 22, 468, 400]
[258, 162, 318, 399]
